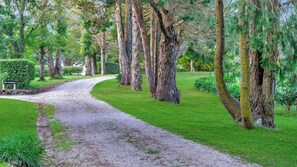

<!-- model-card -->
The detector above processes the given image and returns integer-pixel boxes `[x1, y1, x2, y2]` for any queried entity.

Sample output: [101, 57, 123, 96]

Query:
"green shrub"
[34, 66, 49, 78]
[0, 72, 8, 83]
[0, 59, 35, 89]
[116, 73, 122, 83]
[195, 76, 240, 99]
[62, 66, 83, 75]
[97, 62, 120, 74]
[0, 133, 44, 167]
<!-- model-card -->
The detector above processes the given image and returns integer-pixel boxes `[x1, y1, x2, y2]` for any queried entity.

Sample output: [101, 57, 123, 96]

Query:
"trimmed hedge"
[0, 59, 35, 89]
[62, 66, 83, 75]
[97, 62, 120, 74]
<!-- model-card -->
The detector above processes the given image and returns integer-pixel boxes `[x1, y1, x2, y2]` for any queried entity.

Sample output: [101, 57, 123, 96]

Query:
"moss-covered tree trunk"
[239, 0, 254, 129]
[131, 5, 142, 91]
[214, 0, 241, 121]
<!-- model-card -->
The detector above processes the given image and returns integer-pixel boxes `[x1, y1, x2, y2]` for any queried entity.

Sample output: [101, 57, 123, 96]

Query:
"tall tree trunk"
[84, 55, 92, 76]
[214, 0, 241, 121]
[150, 2, 180, 104]
[55, 50, 63, 79]
[131, 3, 142, 91]
[39, 46, 46, 81]
[132, 0, 156, 95]
[125, 0, 133, 64]
[239, 0, 254, 129]
[116, 0, 131, 86]
[101, 32, 106, 75]
[150, 4, 160, 91]
[249, 0, 265, 124]
[91, 53, 98, 75]
[190, 60, 195, 72]
[47, 50, 56, 80]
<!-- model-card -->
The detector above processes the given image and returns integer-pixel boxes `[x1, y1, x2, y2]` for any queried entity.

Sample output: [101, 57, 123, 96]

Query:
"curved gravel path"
[0, 76, 259, 167]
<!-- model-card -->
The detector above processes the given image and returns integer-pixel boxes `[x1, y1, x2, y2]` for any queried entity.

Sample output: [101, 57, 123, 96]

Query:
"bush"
[62, 66, 83, 75]
[116, 73, 122, 83]
[195, 76, 240, 99]
[0, 59, 35, 89]
[34, 66, 49, 78]
[0, 133, 44, 167]
[97, 62, 120, 74]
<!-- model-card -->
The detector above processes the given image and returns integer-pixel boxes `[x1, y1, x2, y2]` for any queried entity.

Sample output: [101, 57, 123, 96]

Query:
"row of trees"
[215, 0, 296, 129]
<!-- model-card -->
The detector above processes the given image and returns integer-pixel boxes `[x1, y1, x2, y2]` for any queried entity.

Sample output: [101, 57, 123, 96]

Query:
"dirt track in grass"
[0, 76, 259, 167]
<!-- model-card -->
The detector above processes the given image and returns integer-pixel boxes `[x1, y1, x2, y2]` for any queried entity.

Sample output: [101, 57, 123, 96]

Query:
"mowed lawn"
[92, 72, 297, 167]
[0, 99, 38, 138]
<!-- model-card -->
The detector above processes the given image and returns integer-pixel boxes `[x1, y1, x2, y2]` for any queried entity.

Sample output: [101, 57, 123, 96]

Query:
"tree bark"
[239, 0, 254, 129]
[214, 0, 241, 121]
[101, 32, 106, 75]
[47, 50, 56, 80]
[39, 46, 46, 81]
[55, 50, 63, 79]
[190, 60, 195, 72]
[84, 55, 92, 76]
[131, 3, 142, 91]
[116, 0, 131, 85]
[150, 4, 160, 91]
[150, 2, 180, 104]
[125, 0, 133, 63]
[91, 53, 98, 75]
[132, 0, 156, 96]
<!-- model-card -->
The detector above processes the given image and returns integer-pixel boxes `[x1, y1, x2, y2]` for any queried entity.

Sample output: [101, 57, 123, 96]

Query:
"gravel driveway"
[0, 76, 258, 167]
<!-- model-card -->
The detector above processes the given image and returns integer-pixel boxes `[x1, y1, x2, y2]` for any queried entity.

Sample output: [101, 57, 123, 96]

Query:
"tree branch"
[149, 0, 170, 39]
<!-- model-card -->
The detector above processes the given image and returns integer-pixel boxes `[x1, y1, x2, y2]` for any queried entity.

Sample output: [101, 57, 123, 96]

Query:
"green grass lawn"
[29, 75, 99, 89]
[91, 72, 297, 167]
[0, 99, 38, 138]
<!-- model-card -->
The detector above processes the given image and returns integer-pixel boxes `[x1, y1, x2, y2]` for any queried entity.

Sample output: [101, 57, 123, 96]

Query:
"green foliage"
[177, 47, 214, 72]
[194, 76, 240, 99]
[0, 133, 43, 167]
[97, 62, 120, 74]
[0, 72, 8, 83]
[62, 66, 83, 75]
[116, 73, 122, 83]
[0, 59, 35, 89]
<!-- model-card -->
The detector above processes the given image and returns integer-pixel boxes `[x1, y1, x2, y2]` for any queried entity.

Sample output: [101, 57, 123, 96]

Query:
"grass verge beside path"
[91, 72, 297, 167]
[0, 99, 38, 138]
[29, 75, 99, 89]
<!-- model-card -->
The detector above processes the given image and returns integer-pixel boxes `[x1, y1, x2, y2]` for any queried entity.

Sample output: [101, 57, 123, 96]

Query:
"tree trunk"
[116, 0, 131, 86]
[55, 50, 63, 79]
[84, 55, 92, 76]
[150, 4, 160, 91]
[131, 4, 142, 91]
[101, 32, 106, 75]
[125, 0, 133, 64]
[214, 0, 241, 121]
[91, 53, 98, 75]
[132, 0, 156, 96]
[190, 60, 195, 72]
[239, 0, 254, 129]
[47, 50, 56, 80]
[153, 3, 180, 104]
[39, 46, 45, 81]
